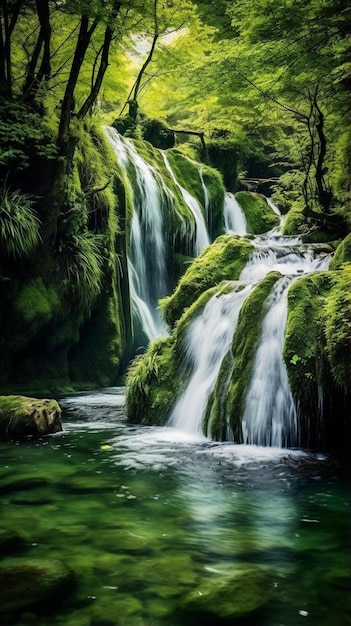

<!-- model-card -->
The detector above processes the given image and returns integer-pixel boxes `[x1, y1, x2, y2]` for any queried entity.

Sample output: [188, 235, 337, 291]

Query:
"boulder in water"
[0, 558, 75, 616]
[0, 395, 62, 437]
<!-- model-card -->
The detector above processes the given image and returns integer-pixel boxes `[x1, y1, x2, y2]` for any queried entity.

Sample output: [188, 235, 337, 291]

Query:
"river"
[1, 387, 350, 626]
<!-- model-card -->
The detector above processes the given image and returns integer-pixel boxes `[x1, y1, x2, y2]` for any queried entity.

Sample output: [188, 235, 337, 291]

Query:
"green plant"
[0, 186, 41, 258]
[55, 232, 104, 311]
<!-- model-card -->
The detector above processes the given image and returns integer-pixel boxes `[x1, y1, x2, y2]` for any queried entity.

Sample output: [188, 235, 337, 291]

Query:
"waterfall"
[168, 285, 252, 436]
[161, 152, 210, 255]
[241, 276, 297, 447]
[167, 208, 331, 443]
[224, 193, 247, 235]
[105, 127, 169, 340]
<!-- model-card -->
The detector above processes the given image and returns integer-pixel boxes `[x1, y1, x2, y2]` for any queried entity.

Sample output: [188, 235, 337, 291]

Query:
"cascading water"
[161, 151, 210, 255]
[168, 284, 252, 436]
[168, 198, 332, 445]
[224, 192, 247, 235]
[105, 127, 169, 340]
[241, 276, 297, 447]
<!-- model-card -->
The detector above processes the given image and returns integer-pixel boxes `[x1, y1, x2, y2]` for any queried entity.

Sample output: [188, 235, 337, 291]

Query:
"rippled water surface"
[0, 389, 350, 626]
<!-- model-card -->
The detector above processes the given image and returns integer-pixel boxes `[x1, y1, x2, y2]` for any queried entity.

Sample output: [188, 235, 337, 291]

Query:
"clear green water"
[0, 389, 350, 626]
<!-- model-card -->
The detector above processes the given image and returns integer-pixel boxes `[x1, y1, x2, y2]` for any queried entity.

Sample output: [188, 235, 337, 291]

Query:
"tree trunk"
[0, 0, 22, 98]
[57, 14, 98, 155]
[77, 2, 121, 119]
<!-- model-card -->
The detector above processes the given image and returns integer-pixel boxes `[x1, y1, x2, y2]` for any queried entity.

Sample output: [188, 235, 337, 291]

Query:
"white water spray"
[241, 276, 297, 447]
[168, 284, 252, 436]
[161, 152, 210, 255]
[224, 193, 247, 235]
[105, 127, 169, 339]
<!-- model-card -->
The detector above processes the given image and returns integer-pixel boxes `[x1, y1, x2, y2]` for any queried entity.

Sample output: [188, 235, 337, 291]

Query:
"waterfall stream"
[241, 276, 297, 447]
[167, 284, 252, 436]
[169, 200, 331, 445]
[161, 151, 210, 255]
[106, 128, 211, 342]
[224, 192, 247, 235]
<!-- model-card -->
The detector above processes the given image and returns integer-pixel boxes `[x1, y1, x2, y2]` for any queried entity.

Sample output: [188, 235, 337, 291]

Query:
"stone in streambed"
[0, 395, 62, 437]
[0, 558, 75, 616]
[181, 567, 270, 621]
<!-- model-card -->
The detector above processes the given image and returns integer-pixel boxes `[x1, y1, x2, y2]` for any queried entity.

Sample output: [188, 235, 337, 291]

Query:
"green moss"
[235, 191, 280, 234]
[282, 202, 331, 242]
[329, 233, 351, 269]
[126, 336, 178, 425]
[181, 567, 270, 620]
[0, 396, 62, 437]
[14, 277, 59, 327]
[284, 272, 333, 400]
[324, 264, 351, 391]
[210, 272, 282, 440]
[161, 235, 253, 328]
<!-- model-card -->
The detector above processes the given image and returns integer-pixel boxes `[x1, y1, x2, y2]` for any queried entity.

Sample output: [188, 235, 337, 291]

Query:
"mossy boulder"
[181, 567, 270, 622]
[0, 558, 75, 616]
[235, 191, 280, 234]
[161, 235, 253, 329]
[283, 265, 351, 449]
[329, 232, 351, 269]
[0, 396, 62, 437]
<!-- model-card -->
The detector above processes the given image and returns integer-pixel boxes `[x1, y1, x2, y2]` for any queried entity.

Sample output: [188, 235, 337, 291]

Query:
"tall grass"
[0, 186, 41, 257]
[56, 231, 104, 311]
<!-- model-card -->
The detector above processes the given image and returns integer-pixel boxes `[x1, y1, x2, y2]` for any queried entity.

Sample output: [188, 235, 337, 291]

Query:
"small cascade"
[199, 168, 210, 223]
[224, 192, 247, 235]
[168, 285, 252, 436]
[161, 152, 210, 255]
[241, 276, 297, 447]
[105, 127, 169, 340]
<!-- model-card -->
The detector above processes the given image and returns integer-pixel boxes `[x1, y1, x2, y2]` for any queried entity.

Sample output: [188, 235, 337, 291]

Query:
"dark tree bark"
[77, 2, 122, 119]
[57, 14, 98, 157]
[23, 0, 51, 102]
[0, 0, 23, 98]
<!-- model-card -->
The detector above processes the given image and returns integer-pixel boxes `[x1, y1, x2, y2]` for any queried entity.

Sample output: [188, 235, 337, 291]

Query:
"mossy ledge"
[235, 191, 280, 234]
[160, 235, 254, 329]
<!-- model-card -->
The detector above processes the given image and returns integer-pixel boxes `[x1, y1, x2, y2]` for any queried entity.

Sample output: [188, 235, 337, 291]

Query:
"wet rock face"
[0, 396, 62, 437]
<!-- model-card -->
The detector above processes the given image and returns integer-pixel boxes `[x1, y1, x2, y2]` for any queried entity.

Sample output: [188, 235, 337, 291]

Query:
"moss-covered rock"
[0, 558, 75, 616]
[0, 396, 62, 437]
[329, 233, 351, 269]
[283, 266, 351, 449]
[324, 264, 351, 392]
[235, 191, 280, 234]
[161, 235, 253, 329]
[181, 567, 271, 622]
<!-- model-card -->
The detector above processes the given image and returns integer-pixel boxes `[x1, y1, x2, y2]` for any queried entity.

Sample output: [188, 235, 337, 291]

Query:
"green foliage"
[0, 186, 41, 258]
[0, 99, 58, 175]
[55, 232, 104, 311]
[235, 191, 280, 234]
[161, 235, 253, 328]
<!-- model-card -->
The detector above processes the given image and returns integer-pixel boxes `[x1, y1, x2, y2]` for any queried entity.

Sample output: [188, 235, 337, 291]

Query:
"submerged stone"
[181, 567, 270, 621]
[0, 396, 62, 438]
[0, 557, 75, 615]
